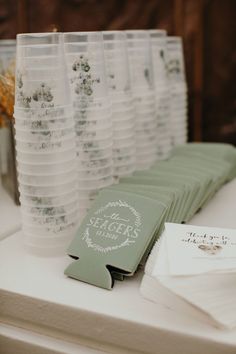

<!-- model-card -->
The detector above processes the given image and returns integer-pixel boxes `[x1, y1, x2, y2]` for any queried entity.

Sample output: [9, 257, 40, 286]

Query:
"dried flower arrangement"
[0, 62, 15, 126]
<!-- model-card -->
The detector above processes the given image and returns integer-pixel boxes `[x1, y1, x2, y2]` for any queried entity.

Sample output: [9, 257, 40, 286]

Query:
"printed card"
[165, 223, 236, 276]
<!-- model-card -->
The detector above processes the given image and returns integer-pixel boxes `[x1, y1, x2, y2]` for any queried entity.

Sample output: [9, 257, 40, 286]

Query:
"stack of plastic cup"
[149, 30, 172, 160]
[103, 31, 136, 182]
[14, 33, 78, 256]
[126, 30, 157, 170]
[166, 36, 188, 147]
[0, 39, 16, 73]
[63, 32, 113, 220]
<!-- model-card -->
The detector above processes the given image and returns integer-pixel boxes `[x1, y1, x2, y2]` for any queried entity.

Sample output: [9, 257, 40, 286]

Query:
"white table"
[0, 184, 21, 240]
[0, 179, 236, 354]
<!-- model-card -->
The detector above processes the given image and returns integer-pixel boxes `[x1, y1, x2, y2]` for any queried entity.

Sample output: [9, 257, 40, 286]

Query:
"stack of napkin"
[140, 223, 236, 329]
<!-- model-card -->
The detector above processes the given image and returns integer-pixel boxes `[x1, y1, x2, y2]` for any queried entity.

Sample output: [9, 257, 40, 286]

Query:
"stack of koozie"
[65, 143, 236, 289]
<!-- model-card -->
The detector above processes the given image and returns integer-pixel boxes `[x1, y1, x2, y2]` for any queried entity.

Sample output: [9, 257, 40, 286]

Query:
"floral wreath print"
[82, 200, 142, 253]
[70, 55, 100, 98]
[16, 71, 55, 109]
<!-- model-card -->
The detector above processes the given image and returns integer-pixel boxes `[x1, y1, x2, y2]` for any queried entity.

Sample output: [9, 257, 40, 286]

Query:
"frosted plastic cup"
[112, 119, 134, 131]
[15, 88, 71, 108]
[112, 112, 135, 123]
[77, 146, 112, 161]
[22, 219, 78, 238]
[72, 98, 111, 110]
[113, 127, 134, 139]
[113, 163, 135, 175]
[136, 120, 157, 130]
[17, 32, 62, 46]
[109, 93, 133, 105]
[64, 31, 102, 43]
[137, 150, 157, 161]
[21, 208, 78, 228]
[16, 76, 69, 91]
[74, 120, 112, 133]
[75, 129, 112, 141]
[20, 190, 78, 207]
[77, 197, 94, 210]
[70, 81, 108, 100]
[15, 136, 75, 153]
[110, 99, 133, 111]
[14, 116, 74, 130]
[112, 144, 136, 157]
[16, 148, 76, 164]
[77, 188, 99, 200]
[16, 56, 64, 70]
[113, 135, 134, 148]
[76, 138, 112, 151]
[77, 175, 113, 189]
[75, 120, 112, 133]
[16, 44, 63, 58]
[135, 114, 156, 123]
[18, 67, 67, 81]
[13, 105, 73, 120]
[113, 153, 136, 165]
[112, 140, 135, 152]
[77, 165, 113, 180]
[15, 126, 75, 142]
[21, 199, 78, 217]
[19, 179, 78, 197]
[136, 135, 157, 147]
[125, 30, 149, 41]
[77, 156, 112, 170]
[17, 159, 77, 176]
[134, 92, 155, 103]
[18, 169, 77, 187]
[74, 109, 112, 122]
[15, 94, 71, 110]
[135, 128, 157, 138]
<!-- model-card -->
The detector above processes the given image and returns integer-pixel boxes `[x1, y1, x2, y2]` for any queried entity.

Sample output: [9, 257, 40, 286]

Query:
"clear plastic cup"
[77, 146, 112, 161]
[17, 159, 77, 176]
[77, 156, 112, 170]
[112, 145, 136, 158]
[19, 178, 78, 196]
[77, 165, 113, 180]
[113, 136, 135, 148]
[17, 32, 61, 46]
[21, 199, 78, 217]
[113, 127, 134, 139]
[75, 129, 112, 141]
[113, 163, 135, 176]
[16, 44, 63, 59]
[14, 104, 73, 119]
[73, 100, 111, 112]
[15, 136, 75, 153]
[113, 119, 134, 131]
[76, 139, 112, 151]
[113, 153, 136, 165]
[20, 190, 78, 207]
[21, 207, 78, 226]
[15, 126, 75, 142]
[22, 219, 78, 237]
[18, 170, 77, 186]
[77, 188, 99, 200]
[18, 68, 67, 82]
[16, 148, 76, 164]
[77, 175, 113, 189]
[14, 117, 74, 130]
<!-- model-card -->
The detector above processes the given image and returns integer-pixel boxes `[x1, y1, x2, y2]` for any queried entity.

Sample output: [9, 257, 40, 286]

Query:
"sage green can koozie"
[65, 189, 167, 290]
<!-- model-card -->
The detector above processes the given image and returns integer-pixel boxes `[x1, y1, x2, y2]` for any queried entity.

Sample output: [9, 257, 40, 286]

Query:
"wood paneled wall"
[0, 0, 235, 144]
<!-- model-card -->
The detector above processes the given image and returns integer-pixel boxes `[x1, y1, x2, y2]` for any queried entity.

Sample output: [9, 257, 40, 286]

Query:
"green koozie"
[65, 189, 167, 290]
